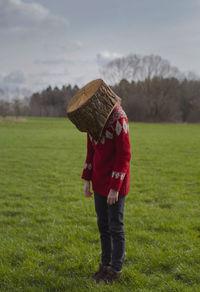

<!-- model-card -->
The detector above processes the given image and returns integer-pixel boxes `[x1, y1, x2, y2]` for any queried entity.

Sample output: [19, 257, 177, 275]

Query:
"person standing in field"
[81, 104, 131, 283]
[66, 79, 131, 283]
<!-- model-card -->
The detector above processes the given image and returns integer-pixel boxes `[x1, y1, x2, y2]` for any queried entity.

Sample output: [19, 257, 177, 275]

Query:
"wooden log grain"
[66, 79, 121, 140]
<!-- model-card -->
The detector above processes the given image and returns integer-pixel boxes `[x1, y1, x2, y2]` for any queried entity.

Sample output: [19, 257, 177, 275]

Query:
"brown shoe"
[104, 266, 121, 283]
[92, 264, 110, 283]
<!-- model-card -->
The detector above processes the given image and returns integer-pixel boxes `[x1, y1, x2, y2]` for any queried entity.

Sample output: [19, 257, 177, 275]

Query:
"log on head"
[66, 79, 121, 141]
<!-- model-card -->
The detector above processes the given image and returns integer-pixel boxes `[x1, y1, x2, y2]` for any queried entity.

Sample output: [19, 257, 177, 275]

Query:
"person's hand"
[107, 189, 119, 205]
[84, 180, 93, 197]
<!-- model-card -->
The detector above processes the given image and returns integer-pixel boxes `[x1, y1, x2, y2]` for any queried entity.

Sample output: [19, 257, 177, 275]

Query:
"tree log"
[66, 79, 121, 140]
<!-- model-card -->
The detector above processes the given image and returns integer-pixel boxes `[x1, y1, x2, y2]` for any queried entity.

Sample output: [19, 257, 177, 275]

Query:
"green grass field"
[0, 118, 200, 292]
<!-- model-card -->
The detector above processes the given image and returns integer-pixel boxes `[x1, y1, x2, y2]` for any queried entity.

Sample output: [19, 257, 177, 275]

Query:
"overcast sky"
[0, 0, 200, 97]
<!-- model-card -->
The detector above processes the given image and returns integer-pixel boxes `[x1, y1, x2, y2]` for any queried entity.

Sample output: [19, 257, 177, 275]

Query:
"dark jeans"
[94, 192, 126, 271]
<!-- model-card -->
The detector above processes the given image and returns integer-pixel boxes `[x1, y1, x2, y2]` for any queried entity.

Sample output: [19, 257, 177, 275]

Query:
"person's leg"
[94, 193, 112, 266]
[108, 196, 126, 272]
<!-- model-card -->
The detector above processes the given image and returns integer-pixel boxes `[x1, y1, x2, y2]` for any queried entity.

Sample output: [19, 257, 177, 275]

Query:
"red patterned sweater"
[81, 105, 131, 197]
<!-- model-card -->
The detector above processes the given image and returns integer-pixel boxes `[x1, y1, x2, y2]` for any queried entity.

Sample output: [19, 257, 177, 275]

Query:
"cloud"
[2, 71, 25, 84]
[35, 55, 94, 67]
[0, 0, 69, 36]
[0, 53, 98, 96]
[35, 58, 74, 66]
[42, 40, 84, 54]
[26, 68, 73, 91]
[0, 70, 32, 100]
[96, 51, 123, 66]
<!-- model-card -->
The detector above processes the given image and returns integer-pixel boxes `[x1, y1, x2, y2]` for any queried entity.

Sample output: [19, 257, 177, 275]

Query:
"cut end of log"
[67, 79, 103, 113]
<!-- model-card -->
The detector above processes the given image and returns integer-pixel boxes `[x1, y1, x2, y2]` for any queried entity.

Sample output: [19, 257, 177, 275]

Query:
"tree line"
[112, 77, 200, 122]
[0, 54, 200, 122]
[0, 85, 79, 119]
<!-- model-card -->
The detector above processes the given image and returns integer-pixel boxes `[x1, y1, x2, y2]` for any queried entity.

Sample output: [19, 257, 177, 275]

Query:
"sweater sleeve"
[81, 133, 94, 181]
[108, 117, 131, 191]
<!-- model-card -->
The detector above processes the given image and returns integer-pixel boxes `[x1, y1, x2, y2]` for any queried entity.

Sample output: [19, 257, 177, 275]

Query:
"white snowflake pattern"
[112, 171, 126, 180]
[84, 163, 92, 170]
[115, 172, 120, 179]
[116, 120, 122, 136]
[88, 163, 92, 170]
[105, 130, 114, 139]
[123, 119, 128, 134]
[107, 106, 127, 127]
[120, 173, 125, 180]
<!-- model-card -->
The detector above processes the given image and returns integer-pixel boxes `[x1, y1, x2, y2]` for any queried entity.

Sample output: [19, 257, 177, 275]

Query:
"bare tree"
[12, 98, 21, 118]
[100, 55, 135, 85]
[186, 71, 200, 81]
[100, 54, 181, 84]
[139, 55, 180, 80]
[0, 101, 10, 118]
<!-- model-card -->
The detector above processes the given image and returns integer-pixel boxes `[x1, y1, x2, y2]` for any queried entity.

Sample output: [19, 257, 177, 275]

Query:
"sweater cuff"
[109, 171, 126, 191]
[81, 162, 93, 181]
